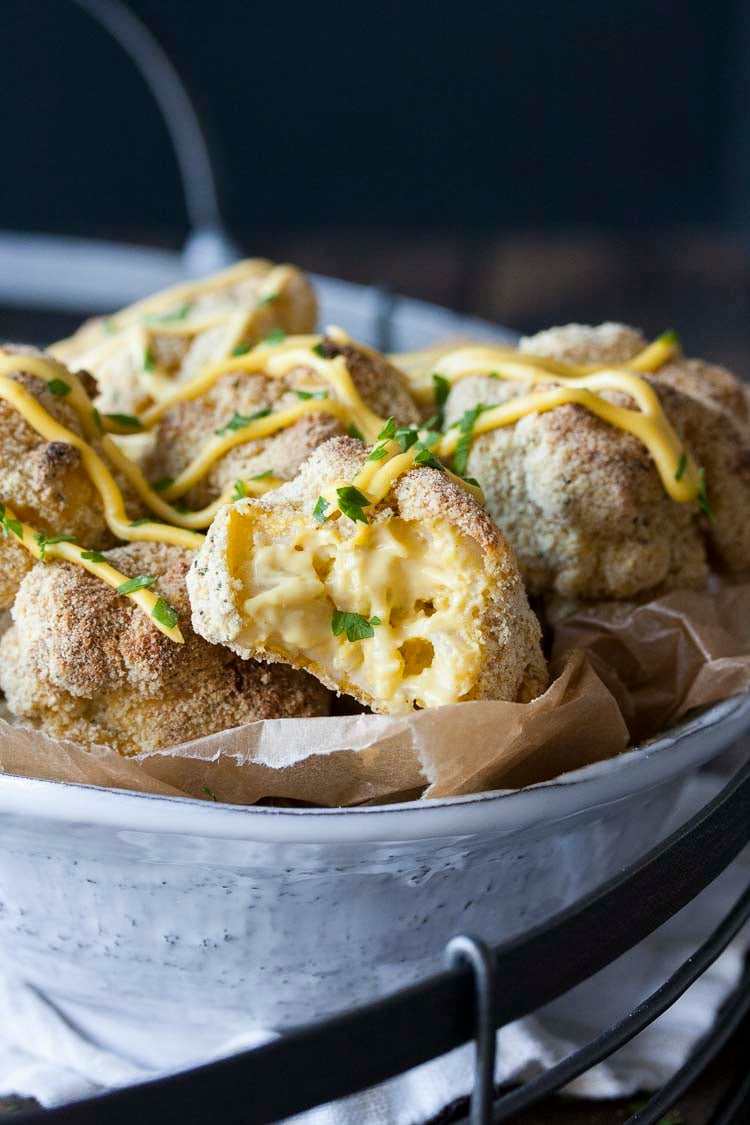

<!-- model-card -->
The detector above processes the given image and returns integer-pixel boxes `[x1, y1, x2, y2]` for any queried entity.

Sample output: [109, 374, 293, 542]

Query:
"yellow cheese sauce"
[0, 326, 700, 642]
[0, 501, 183, 642]
[228, 505, 488, 712]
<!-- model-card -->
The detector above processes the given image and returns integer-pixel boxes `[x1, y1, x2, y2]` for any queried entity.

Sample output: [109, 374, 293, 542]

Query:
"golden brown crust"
[144, 340, 420, 507]
[0, 345, 111, 609]
[447, 324, 750, 599]
[57, 261, 319, 415]
[188, 436, 547, 711]
[0, 541, 330, 754]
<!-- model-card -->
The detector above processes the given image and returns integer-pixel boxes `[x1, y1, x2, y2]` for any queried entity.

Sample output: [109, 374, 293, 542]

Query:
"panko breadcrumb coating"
[0, 344, 112, 609]
[144, 336, 421, 508]
[444, 323, 750, 600]
[188, 436, 547, 715]
[51, 260, 318, 415]
[0, 542, 330, 755]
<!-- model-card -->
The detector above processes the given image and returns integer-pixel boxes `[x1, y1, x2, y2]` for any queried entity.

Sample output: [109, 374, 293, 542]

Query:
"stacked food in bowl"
[1, 259, 749, 804]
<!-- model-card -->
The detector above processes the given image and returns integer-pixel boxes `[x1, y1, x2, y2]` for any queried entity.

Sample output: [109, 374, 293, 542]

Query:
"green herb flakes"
[47, 378, 71, 398]
[331, 609, 382, 642]
[453, 404, 485, 476]
[336, 485, 370, 524]
[116, 575, 157, 596]
[697, 467, 716, 523]
[33, 532, 75, 562]
[216, 408, 272, 436]
[105, 413, 143, 431]
[675, 451, 688, 482]
[151, 597, 179, 629]
[313, 496, 329, 524]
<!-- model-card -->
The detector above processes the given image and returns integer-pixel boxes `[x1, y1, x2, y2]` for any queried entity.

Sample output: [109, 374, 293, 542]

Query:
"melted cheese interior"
[226, 506, 489, 713]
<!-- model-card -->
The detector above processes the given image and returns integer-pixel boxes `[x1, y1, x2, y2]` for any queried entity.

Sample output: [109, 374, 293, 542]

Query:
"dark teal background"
[2, 1, 745, 243]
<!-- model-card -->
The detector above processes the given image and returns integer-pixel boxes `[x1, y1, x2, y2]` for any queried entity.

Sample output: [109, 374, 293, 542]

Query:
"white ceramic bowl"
[0, 695, 748, 1037]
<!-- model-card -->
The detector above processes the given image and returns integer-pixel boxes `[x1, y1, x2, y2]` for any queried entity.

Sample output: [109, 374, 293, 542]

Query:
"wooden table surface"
[0, 227, 748, 1123]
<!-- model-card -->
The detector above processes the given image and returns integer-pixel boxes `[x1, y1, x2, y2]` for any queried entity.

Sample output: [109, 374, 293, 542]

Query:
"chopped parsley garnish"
[331, 609, 382, 642]
[256, 292, 278, 307]
[658, 329, 680, 348]
[432, 373, 450, 428]
[366, 445, 389, 461]
[143, 347, 156, 372]
[216, 408, 272, 435]
[414, 448, 443, 471]
[47, 378, 71, 398]
[260, 328, 286, 346]
[453, 404, 485, 476]
[153, 477, 175, 493]
[105, 413, 143, 431]
[91, 408, 103, 433]
[347, 423, 366, 442]
[250, 469, 274, 480]
[675, 451, 688, 482]
[697, 467, 716, 523]
[151, 597, 179, 629]
[394, 426, 419, 452]
[312, 342, 329, 358]
[202, 785, 218, 801]
[232, 479, 248, 500]
[336, 485, 371, 524]
[377, 417, 397, 441]
[463, 476, 482, 488]
[34, 532, 75, 562]
[146, 303, 191, 324]
[232, 342, 251, 356]
[81, 550, 106, 563]
[116, 574, 157, 596]
[313, 496, 329, 523]
[295, 389, 329, 400]
[0, 504, 23, 541]
[130, 518, 155, 526]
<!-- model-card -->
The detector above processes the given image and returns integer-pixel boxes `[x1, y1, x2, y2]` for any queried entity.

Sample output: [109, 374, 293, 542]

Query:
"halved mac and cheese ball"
[0, 542, 330, 755]
[444, 324, 750, 601]
[188, 436, 547, 715]
[51, 259, 318, 415]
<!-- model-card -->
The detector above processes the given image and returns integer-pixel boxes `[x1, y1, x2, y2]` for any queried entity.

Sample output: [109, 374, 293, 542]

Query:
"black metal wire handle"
[17, 756, 750, 1125]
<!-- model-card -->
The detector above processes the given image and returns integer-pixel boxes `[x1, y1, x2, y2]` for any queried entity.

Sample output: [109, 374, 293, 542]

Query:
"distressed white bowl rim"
[1, 694, 748, 845]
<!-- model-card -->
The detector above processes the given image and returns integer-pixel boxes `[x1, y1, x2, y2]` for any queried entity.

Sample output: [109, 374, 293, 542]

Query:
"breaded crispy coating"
[0, 345, 111, 609]
[445, 323, 750, 600]
[0, 542, 330, 755]
[188, 436, 547, 715]
[51, 260, 318, 415]
[143, 337, 421, 507]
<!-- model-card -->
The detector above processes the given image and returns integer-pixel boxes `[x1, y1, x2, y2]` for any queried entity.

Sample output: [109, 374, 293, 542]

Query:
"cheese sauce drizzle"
[51, 261, 301, 393]
[430, 334, 701, 503]
[0, 501, 183, 643]
[0, 326, 697, 641]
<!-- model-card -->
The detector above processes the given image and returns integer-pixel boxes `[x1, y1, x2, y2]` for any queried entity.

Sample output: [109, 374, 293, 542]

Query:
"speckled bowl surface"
[0, 694, 749, 1034]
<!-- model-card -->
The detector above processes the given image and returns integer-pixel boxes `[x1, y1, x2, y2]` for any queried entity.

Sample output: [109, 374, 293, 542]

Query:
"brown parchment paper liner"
[1, 578, 749, 806]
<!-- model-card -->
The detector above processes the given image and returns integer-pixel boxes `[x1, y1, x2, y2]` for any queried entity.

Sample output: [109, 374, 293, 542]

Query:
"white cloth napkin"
[1, 772, 747, 1124]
